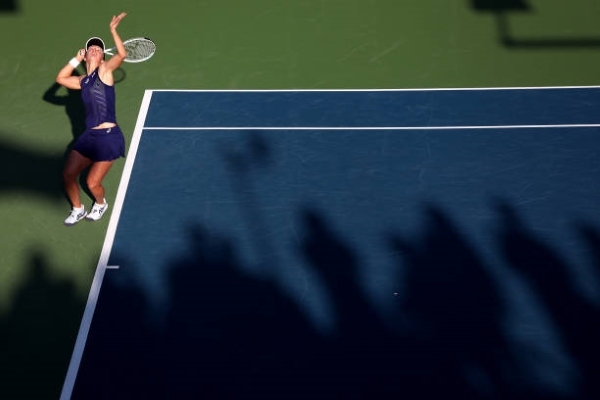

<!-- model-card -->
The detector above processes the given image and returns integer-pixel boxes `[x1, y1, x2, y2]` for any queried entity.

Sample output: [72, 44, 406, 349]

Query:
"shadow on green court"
[0, 250, 85, 399]
[471, 0, 600, 49]
[0, 131, 64, 200]
[43, 80, 86, 146]
[0, 0, 18, 13]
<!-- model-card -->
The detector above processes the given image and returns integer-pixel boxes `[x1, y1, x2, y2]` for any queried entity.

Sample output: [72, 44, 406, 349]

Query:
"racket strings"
[125, 40, 156, 61]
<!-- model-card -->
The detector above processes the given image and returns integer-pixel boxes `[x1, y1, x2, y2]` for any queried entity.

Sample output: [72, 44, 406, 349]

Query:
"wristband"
[69, 57, 80, 68]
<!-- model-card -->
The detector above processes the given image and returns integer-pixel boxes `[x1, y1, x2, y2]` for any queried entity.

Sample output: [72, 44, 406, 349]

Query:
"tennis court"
[61, 88, 600, 399]
[2, 1, 600, 399]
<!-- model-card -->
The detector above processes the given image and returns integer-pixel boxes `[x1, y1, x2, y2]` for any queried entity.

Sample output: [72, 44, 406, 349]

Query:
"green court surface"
[1, 0, 599, 398]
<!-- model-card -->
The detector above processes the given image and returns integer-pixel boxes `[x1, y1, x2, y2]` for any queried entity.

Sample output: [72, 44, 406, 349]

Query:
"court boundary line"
[142, 124, 600, 130]
[145, 86, 600, 130]
[59, 90, 154, 400]
[59, 86, 600, 398]
[147, 85, 600, 92]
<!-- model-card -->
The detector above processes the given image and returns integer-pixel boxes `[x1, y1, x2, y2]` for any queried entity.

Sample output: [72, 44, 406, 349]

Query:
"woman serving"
[56, 12, 127, 225]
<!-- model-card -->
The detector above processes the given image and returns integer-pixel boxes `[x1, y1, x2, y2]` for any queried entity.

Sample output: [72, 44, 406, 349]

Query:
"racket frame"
[104, 37, 156, 63]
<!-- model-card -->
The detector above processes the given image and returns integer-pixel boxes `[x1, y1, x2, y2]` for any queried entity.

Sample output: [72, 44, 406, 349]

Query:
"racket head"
[118, 37, 156, 63]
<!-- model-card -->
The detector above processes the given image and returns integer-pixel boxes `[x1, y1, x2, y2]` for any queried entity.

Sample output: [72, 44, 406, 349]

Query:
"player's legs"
[63, 150, 92, 208]
[86, 160, 115, 205]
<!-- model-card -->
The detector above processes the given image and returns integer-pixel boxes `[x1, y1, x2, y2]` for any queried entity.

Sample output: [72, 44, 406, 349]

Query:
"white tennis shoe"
[64, 206, 87, 226]
[86, 199, 109, 221]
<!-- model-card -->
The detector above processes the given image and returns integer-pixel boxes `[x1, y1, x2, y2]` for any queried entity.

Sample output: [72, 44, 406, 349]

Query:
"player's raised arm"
[104, 12, 128, 71]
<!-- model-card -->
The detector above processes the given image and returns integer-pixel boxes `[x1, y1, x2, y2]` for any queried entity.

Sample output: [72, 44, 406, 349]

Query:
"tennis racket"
[105, 37, 156, 63]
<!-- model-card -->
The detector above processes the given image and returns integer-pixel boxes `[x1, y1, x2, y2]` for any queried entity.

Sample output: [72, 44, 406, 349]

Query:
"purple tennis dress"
[72, 67, 125, 161]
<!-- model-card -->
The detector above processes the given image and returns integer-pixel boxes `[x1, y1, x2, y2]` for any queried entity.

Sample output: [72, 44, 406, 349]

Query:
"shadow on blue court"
[68, 89, 600, 399]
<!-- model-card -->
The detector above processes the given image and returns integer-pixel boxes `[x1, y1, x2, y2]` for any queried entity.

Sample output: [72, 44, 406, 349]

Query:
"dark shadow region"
[0, 130, 64, 199]
[495, 199, 600, 399]
[0, 250, 86, 399]
[471, 0, 600, 49]
[0, 0, 18, 12]
[70, 200, 600, 399]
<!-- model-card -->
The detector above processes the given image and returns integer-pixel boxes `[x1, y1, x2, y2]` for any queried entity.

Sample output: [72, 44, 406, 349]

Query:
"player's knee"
[62, 169, 78, 183]
[86, 177, 102, 190]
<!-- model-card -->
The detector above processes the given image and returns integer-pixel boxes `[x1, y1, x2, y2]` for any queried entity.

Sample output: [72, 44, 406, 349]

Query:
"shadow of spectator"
[0, 130, 64, 198]
[470, 0, 600, 49]
[297, 207, 417, 398]
[577, 222, 600, 288]
[71, 224, 322, 399]
[64, 198, 598, 398]
[0, 250, 85, 399]
[496, 200, 600, 399]
[163, 224, 323, 399]
[220, 130, 275, 273]
[71, 256, 164, 399]
[42, 79, 86, 150]
[0, 0, 18, 12]
[472, 0, 530, 12]
[387, 204, 524, 399]
[73, 209, 424, 398]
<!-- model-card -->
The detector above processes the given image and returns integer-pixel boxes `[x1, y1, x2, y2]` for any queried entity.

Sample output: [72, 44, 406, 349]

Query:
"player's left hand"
[110, 12, 127, 31]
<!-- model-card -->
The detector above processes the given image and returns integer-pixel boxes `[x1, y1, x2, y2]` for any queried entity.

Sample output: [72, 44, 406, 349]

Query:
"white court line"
[145, 86, 600, 131]
[147, 85, 600, 92]
[142, 124, 600, 130]
[59, 86, 600, 398]
[59, 90, 154, 400]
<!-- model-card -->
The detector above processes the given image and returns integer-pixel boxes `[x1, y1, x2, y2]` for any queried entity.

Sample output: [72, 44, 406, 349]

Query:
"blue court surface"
[62, 88, 600, 399]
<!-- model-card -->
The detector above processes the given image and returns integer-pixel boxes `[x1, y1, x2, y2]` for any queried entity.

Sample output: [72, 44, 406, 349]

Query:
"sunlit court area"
[1, 1, 600, 399]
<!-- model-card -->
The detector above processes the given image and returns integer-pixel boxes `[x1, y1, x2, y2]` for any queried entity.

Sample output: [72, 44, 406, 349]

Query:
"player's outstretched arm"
[104, 12, 128, 71]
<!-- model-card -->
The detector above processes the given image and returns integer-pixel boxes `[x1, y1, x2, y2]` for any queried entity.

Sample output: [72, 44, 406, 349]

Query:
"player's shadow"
[494, 199, 600, 399]
[113, 67, 127, 84]
[43, 79, 86, 150]
[0, 249, 85, 399]
[471, 0, 600, 49]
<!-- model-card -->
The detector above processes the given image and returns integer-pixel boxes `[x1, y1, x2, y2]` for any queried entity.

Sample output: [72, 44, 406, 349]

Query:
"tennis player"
[56, 12, 127, 226]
